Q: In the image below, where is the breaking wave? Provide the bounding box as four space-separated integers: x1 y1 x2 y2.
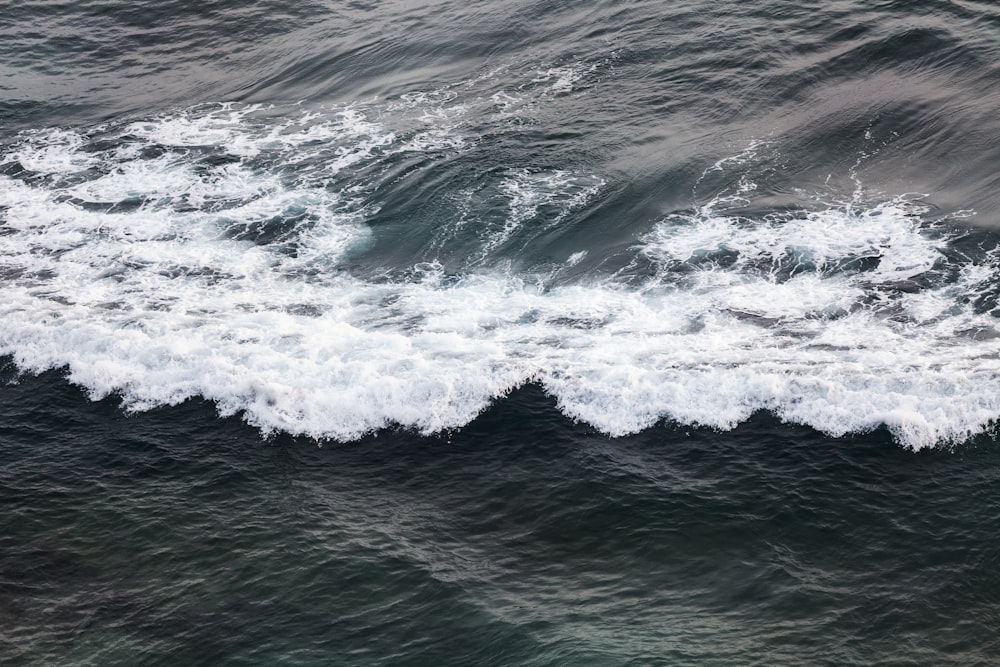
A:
1 101 999 449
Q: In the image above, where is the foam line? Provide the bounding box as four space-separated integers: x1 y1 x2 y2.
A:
2 104 999 448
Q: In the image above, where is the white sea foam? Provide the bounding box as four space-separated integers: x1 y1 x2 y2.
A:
8 128 99 173
2 104 1000 449
529 65 594 94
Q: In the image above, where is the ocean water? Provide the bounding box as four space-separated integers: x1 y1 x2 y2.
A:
4 0 1000 664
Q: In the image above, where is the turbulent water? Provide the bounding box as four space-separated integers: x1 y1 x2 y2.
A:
5 1 1000 665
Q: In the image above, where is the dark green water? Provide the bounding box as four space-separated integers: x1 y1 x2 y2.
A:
5 0 1000 664
5 365 1000 666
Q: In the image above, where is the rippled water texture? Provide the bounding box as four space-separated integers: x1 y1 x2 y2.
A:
5 371 1000 666
5 0 1000 664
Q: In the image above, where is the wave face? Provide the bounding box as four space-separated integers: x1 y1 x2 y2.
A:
2 96 1000 449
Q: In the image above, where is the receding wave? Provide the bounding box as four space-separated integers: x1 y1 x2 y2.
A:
1 101 999 449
